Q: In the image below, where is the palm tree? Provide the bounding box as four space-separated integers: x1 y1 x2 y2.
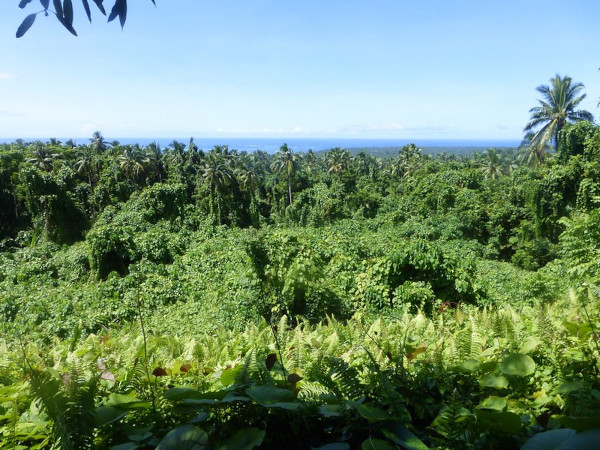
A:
518 131 551 169
90 131 111 154
118 145 149 185
64 139 77 149
326 147 351 175
389 143 422 179
524 75 594 152
27 142 57 171
480 148 506 179
74 146 97 187
146 142 165 183
271 143 299 206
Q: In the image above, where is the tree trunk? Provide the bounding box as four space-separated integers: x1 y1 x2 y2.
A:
288 176 293 205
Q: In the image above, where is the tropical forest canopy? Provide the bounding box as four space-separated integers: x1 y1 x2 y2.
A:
0 76 599 448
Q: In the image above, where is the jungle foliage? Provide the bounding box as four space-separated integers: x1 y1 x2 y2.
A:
0 123 599 448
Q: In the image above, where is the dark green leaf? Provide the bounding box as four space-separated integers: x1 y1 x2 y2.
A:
40 0 50 9
110 443 141 450
156 424 207 450
82 0 92 22
382 424 429 450
92 0 106 15
312 445 350 450
94 406 129 427
63 0 73 27
19 0 34 8
347 401 392 422
557 415 600 431
16 13 36 38
522 429 576 450
53 0 63 18
218 427 265 450
475 410 522 434
108 0 127 28
555 381 584 395
361 438 396 450
246 385 299 410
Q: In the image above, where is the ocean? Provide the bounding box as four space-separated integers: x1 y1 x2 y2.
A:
3 137 521 153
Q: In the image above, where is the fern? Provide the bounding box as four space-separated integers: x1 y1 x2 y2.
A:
430 389 474 448
28 366 99 449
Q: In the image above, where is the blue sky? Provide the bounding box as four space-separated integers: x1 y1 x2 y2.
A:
0 0 598 140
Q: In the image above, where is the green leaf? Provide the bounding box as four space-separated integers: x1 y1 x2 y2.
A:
500 353 536 377
480 374 509 389
110 444 141 450
94 406 129 427
318 404 343 417
478 396 507 412
53 0 63 19
557 416 600 432
521 429 576 450
382 424 429 450
218 427 265 450
164 387 202 401
63 0 73 27
16 13 36 38
475 410 522 434
108 0 127 28
19 0 34 8
520 336 540 354
82 0 92 22
521 429 600 450
460 359 479 372
105 393 151 409
92 0 106 15
347 401 393 422
312 445 350 450
156 425 207 450
246 385 299 410
555 381 584 395
220 367 242 387
361 438 396 450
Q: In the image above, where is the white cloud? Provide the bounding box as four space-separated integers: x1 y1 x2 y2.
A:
0 73 15 80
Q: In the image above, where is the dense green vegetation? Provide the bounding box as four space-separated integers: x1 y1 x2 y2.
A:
1 113 600 446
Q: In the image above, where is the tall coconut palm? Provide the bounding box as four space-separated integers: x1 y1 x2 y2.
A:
27 143 57 171
480 148 506 179
74 146 97 188
146 142 165 183
118 145 149 185
518 131 551 169
524 75 594 152
326 147 351 175
90 131 111 154
271 143 299 205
